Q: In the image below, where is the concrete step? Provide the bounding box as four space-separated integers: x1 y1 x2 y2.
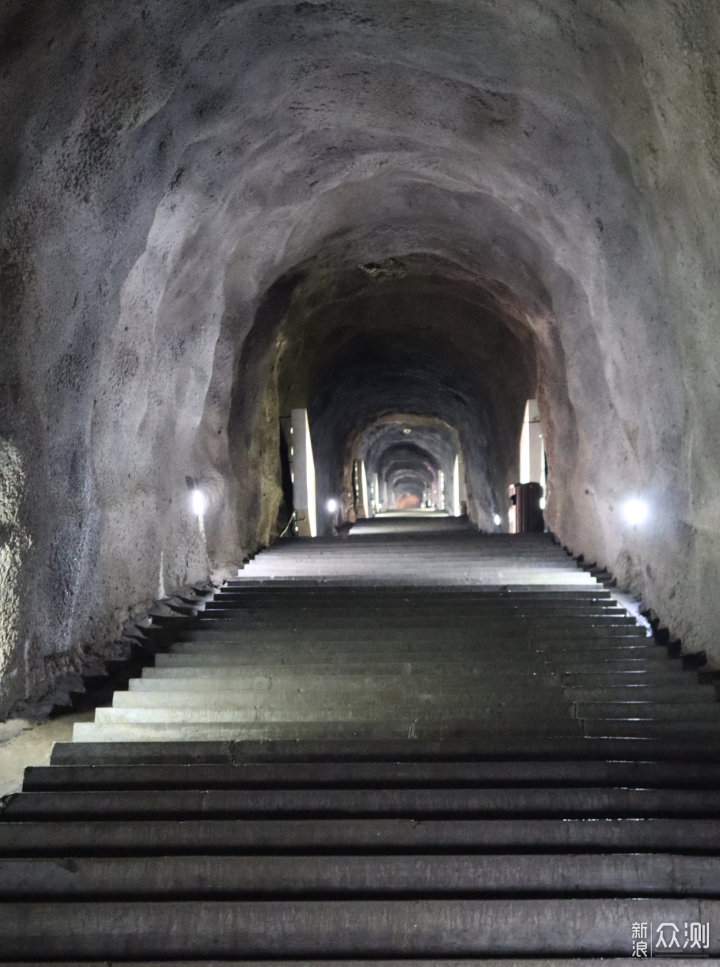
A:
565 684 718 703
170 629 648 645
562 670 695 685
138 668 679 693
22 759 720 791
583 719 720 738
53 736 720 764
167 639 654 656
75 717 720 742
197 616 638 629
231 580 600 588
225 585 614 598
141 664 667 684
160 656 667 677
175 629 648 652
1 853 719 898
211 603 624 617
154 655 661 674
130 674 569 691
93 705 578 726
110 691 573 714
6 786 720 819
4 816 720 855
204 604 628 618
231 580 603 589
140 664 565 681
196 628 649 644
576 703 720 721
0 899 716 958
72 721 589 743
0 961 704 967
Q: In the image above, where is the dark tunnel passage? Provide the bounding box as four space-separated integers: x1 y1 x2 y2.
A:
236 253 539 539
1 0 719 716
357 416 462 516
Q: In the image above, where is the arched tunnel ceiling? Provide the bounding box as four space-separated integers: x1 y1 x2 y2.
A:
1 0 719 714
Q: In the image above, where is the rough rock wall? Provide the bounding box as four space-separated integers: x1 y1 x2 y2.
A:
1 0 719 712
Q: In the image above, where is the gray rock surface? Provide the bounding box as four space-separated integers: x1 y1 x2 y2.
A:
1 0 719 712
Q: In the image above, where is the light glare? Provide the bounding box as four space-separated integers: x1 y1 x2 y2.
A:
191 489 206 516
493 513 501 526
327 498 338 513
623 498 648 526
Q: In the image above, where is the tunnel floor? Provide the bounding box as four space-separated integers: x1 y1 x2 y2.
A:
2 527 720 957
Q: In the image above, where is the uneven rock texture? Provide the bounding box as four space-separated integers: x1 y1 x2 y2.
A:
1 0 720 711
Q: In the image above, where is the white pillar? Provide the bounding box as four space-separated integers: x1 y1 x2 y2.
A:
291 408 317 537
452 454 461 516
354 459 370 518
359 460 370 518
520 400 544 485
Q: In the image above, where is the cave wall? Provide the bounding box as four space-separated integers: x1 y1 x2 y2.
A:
1 0 719 713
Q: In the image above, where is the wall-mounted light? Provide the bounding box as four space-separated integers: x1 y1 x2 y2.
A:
623 498 648 526
191 489 206 516
326 498 338 513
493 513 502 526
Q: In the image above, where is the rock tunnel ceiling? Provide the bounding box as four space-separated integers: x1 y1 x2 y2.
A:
1 0 719 712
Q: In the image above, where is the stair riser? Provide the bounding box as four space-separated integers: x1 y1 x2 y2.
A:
95 706 578 725
0 900 716 958
1 854 718 898
576 704 720 721
4 817 720 855
23 759 720 791
7 787 720 819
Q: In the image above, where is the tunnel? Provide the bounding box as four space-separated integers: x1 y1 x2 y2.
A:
0 3 717 722
355 415 462 514
4 2 720 956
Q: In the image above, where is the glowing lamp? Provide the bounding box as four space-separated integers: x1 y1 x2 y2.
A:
191 489 206 516
623 498 648 526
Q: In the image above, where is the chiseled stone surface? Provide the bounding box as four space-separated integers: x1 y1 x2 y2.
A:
1 1 720 712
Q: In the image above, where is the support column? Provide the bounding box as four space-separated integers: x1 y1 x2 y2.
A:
520 400 544 485
354 459 370 519
511 400 545 534
290 408 317 537
452 454 461 516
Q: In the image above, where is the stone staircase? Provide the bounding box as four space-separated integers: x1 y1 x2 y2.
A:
1 520 719 961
